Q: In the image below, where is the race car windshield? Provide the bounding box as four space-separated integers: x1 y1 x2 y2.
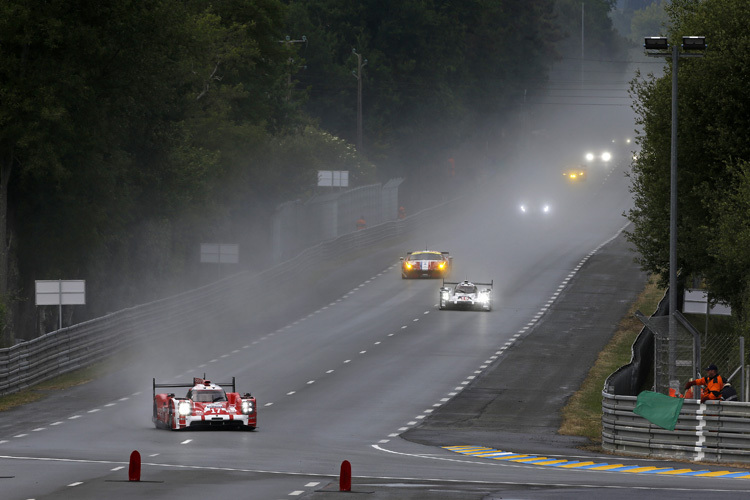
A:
410 253 443 261
457 285 477 294
192 390 226 403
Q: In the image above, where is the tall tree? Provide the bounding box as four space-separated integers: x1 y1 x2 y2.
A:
627 0 750 313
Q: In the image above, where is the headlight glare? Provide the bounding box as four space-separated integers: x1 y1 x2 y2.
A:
177 401 191 416
242 401 254 414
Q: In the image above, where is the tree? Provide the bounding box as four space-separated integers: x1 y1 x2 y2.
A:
627 0 750 314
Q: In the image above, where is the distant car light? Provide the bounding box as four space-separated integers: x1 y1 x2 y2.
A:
585 152 594 162
601 152 612 162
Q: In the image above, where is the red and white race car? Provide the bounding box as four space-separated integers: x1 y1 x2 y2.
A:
152 376 257 431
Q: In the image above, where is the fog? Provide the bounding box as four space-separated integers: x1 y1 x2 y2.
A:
94 48 651 402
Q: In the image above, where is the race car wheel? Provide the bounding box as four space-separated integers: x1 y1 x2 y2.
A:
153 402 161 429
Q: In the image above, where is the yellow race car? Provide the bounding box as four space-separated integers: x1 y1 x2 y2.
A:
563 165 587 182
400 250 452 279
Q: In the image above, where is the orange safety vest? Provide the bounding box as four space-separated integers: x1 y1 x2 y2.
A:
356 218 366 230
693 375 724 401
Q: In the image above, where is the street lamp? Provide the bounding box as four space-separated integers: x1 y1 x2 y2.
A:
644 35 706 391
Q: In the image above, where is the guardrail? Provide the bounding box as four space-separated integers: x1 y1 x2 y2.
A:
0 200 457 396
602 391 750 464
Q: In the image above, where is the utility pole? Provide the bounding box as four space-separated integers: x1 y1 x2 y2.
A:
352 48 367 153
279 35 307 101
644 35 706 391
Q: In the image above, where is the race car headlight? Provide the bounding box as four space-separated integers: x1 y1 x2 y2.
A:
519 204 527 213
585 152 594 162
242 401 254 414
601 151 612 162
404 262 413 270
542 204 550 214
177 401 192 416
438 262 446 269
478 293 490 304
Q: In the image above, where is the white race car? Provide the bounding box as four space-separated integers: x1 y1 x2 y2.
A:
438 280 493 311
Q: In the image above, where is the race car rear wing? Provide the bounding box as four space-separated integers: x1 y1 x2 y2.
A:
442 279 493 288
153 376 236 397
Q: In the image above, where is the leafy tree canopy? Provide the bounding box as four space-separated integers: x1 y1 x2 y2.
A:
627 0 750 319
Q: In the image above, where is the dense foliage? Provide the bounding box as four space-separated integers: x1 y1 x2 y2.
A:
627 1 750 328
0 0 624 344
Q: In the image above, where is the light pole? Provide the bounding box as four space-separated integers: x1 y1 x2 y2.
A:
352 48 367 153
644 35 706 390
279 35 307 101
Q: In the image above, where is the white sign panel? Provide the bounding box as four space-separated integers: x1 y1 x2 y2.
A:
200 243 239 264
317 170 349 187
35 280 86 306
683 288 731 316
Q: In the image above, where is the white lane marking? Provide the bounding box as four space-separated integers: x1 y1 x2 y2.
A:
87 409 100 414
69 415 81 420
289 490 304 496
181 439 192 444
111 466 124 471
67 482 83 487
305 482 320 487
287 391 296 396
265 403 273 407
326 370 334 374
32 428 45 432
307 380 315 385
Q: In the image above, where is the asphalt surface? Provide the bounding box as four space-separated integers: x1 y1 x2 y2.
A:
302 226 652 499
404 226 647 455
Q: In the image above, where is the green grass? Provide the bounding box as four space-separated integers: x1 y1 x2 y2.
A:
0 353 129 412
558 277 664 445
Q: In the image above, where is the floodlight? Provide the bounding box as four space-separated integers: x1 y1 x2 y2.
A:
682 36 706 51
644 37 669 51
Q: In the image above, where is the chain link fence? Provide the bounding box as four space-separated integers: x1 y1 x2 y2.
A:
646 287 746 400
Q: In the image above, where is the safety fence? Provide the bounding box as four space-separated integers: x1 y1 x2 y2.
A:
602 391 750 465
271 179 403 263
0 199 456 396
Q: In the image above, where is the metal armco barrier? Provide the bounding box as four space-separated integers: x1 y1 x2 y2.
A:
602 391 750 464
0 199 458 396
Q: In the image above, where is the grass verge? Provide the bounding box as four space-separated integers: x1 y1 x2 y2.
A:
0 353 129 412
558 276 664 446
